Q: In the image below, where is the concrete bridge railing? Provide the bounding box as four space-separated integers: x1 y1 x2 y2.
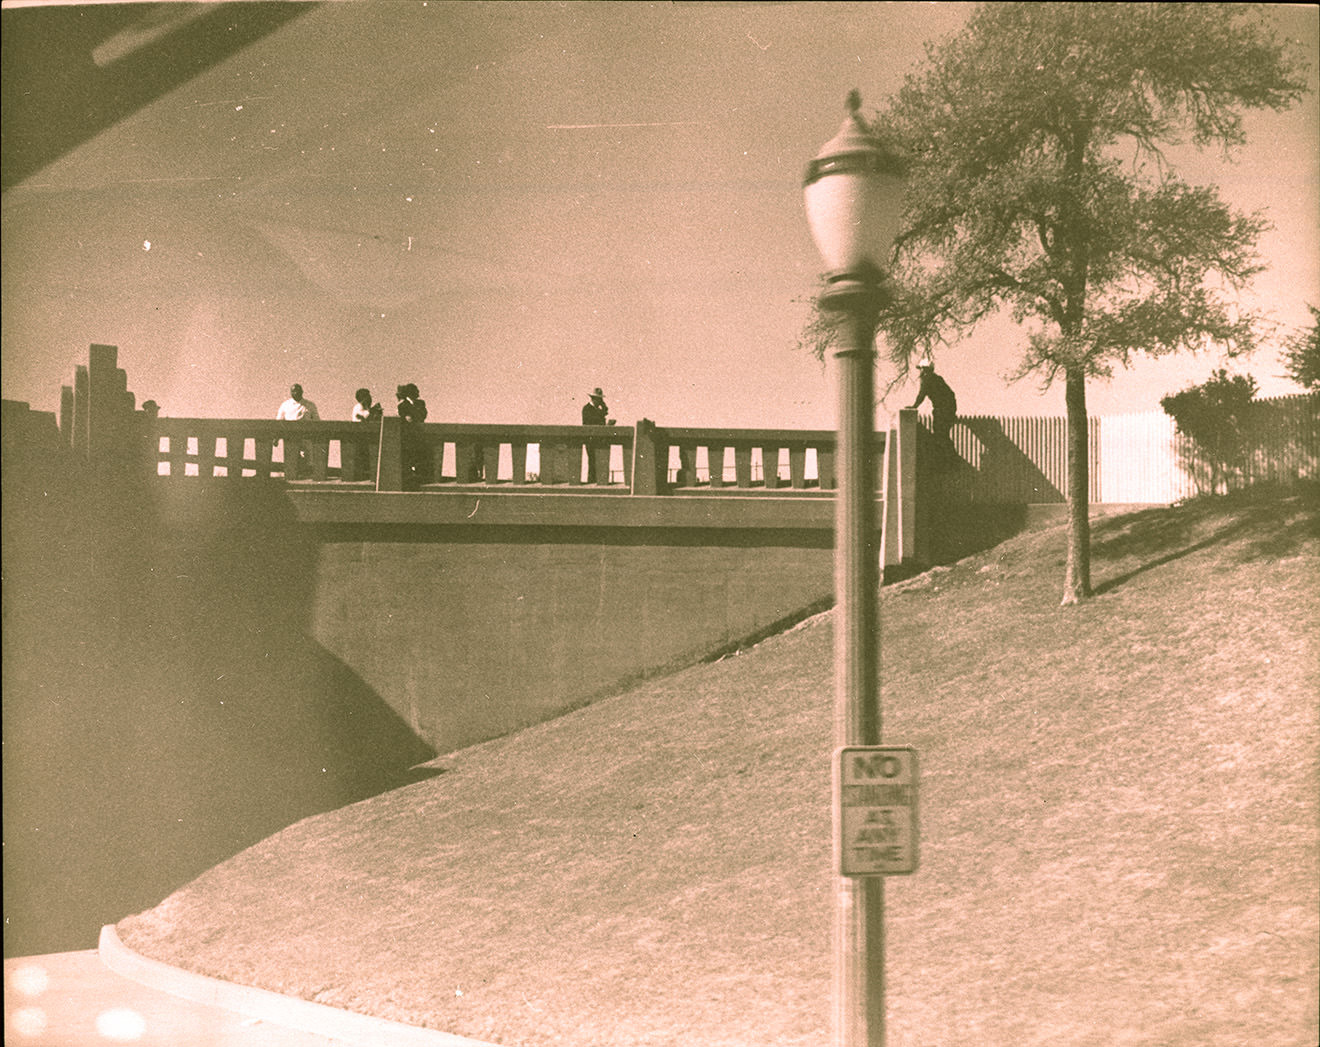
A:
138 414 866 497
46 342 921 566
144 416 637 490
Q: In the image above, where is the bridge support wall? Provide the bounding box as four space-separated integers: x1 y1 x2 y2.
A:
309 524 833 752
151 485 842 753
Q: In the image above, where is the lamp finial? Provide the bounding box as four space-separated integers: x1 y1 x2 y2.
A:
846 89 862 115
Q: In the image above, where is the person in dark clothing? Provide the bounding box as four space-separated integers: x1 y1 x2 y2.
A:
582 387 609 426
397 383 428 424
396 383 429 488
581 387 613 482
910 359 957 442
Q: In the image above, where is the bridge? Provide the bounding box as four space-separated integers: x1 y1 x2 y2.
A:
8 343 936 756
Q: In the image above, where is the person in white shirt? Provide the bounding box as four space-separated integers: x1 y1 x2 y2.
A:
275 383 319 477
276 384 319 421
352 388 381 421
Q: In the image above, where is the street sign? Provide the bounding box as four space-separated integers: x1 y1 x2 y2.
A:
834 746 918 876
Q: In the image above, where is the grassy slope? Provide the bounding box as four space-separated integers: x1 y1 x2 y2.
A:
118 487 1320 1047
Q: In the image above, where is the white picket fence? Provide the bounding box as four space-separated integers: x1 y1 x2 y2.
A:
940 393 1318 505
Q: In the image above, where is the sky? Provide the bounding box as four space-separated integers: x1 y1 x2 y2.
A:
2 1 1317 431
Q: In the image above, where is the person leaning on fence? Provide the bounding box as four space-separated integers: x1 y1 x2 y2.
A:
396 383 429 489
910 359 957 443
352 388 382 422
581 386 614 482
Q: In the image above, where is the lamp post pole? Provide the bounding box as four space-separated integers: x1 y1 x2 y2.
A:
803 92 907 1047
825 276 885 1047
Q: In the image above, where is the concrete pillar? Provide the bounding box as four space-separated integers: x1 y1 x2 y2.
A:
881 409 920 571
631 419 662 495
376 416 404 491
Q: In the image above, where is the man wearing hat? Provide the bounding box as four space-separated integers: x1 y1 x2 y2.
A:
910 359 957 443
582 387 610 426
581 387 613 483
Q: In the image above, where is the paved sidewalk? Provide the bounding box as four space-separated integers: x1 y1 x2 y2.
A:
4 930 494 1047
5 949 351 1046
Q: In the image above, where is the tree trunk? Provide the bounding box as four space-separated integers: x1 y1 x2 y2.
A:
1061 365 1092 605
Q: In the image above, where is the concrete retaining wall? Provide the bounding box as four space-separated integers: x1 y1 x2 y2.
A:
146 484 841 753
310 527 832 752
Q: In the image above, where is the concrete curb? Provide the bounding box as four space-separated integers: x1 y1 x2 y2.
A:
97 926 501 1047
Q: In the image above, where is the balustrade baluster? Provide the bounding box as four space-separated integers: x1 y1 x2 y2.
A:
376 417 404 491
281 435 299 481
238 436 254 479
591 440 611 486
817 446 835 490
483 443 501 485
341 435 362 482
455 441 477 484
512 442 528 483
761 445 782 489
676 443 696 488
359 432 378 483
567 442 585 485
310 435 329 481
425 438 443 484
255 435 274 479
225 433 245 479
198 434 221 479
789 446 806 488
540 441 567 484
734 444 753 487
708 445 727 487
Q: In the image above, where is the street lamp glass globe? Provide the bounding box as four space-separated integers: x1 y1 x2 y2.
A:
803 94 907 278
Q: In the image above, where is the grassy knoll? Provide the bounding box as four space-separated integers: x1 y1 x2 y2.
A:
118 485 1319 1047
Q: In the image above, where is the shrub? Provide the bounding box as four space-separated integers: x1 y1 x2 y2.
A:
1161 368 1259 493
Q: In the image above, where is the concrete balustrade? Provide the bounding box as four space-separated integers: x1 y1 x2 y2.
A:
139 415 874 498
41 343 924 572
51 345 900 502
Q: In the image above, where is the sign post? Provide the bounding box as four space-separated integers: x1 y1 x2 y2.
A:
834 747 918 877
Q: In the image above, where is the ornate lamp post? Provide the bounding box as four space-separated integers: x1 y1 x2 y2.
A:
803 91 908 1047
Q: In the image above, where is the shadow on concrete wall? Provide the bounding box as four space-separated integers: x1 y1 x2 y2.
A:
3 473 435 958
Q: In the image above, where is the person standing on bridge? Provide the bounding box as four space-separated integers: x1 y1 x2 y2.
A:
910 359 957 443
397 383 429 488
582 387 610 427
396 383 428 425
276 383 319 421
581 387 614 483
352 388 382 421
276 383 319 477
